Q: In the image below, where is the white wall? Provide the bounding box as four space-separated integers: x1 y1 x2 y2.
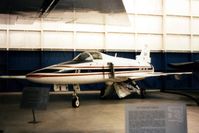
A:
43 31 73 49
0 30 6 48
0 0 199 52
76 32 104 49
9 31 41 48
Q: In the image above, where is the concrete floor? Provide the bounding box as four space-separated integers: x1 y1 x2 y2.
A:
0 91 199 133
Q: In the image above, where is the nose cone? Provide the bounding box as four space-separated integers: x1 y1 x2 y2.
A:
26 72 42 83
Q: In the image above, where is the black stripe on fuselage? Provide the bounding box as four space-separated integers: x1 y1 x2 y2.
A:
80 68 140 73
34 67 153 74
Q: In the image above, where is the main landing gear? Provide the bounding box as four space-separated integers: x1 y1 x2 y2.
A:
72 84 80 108
130 80 146 98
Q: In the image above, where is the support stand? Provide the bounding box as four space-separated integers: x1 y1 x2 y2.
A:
28 108 40 124
21 87 49 124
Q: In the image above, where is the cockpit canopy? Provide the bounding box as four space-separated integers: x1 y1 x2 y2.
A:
73 51 102 62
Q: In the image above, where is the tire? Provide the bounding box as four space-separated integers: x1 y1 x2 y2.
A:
72 97 80 108
100 88 105 98
140 89 146 99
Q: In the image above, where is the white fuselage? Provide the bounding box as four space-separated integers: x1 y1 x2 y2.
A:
26 52 154 85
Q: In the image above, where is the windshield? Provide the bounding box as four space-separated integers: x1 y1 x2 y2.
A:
89 52 102 60
73 52 93 62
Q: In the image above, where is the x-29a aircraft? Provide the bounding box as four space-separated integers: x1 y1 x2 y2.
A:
1 46 192 108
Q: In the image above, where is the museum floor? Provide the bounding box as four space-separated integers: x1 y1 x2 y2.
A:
0 91 199 133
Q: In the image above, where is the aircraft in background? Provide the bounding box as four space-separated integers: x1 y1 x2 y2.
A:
0 46 192 108
169 61 199 72
168 60 199 81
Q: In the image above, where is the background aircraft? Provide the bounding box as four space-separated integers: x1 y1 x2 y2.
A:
169 61 199 85
169 61 199 72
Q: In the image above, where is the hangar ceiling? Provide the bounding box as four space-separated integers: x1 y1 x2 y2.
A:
0 0 129 25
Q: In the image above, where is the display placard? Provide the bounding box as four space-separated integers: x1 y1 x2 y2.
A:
21 87 50 110
126 103 187 133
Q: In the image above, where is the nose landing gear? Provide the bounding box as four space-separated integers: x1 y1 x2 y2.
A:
72 84 80 108
72 95 80 108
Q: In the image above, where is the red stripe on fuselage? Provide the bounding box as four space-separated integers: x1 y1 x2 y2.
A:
26 70 153 78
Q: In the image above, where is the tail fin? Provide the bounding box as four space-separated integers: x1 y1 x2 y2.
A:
136 44 151 63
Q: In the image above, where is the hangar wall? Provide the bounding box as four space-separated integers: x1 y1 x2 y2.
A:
0 0 199 51
0 0 199 91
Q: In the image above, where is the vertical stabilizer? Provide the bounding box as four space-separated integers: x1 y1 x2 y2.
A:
136 44 151 63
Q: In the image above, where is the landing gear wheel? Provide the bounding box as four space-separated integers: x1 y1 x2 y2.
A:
100 88 105 99
140 89 146 99
72 96 80 108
